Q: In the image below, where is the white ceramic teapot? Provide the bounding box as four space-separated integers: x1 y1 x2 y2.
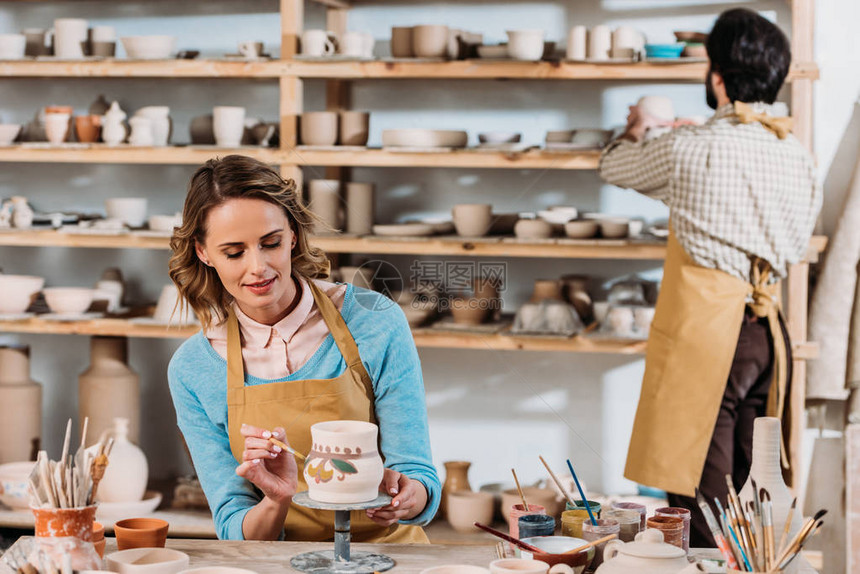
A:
596 529 705 574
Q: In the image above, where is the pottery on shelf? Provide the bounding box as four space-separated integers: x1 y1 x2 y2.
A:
339 111 370 146
530 279 563 303
301 111 338 146
102 101 128 146
391 26 414 57
345 182 375 235
515 219 553 240
506 29 544 61
564 220 599 239
134 106 171 146
74 115 102 143
561 275 594 325
307 179 343 233
304 420 385 503
450 297 490 325
189 115 215 144
412 25 449 58
0 274 44 314
79 336 141 447
441 460 473 518
382 129 468 148
452 203 492 237
0 345 42 463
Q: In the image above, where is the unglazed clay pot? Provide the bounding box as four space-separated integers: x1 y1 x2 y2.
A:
531 279 563 303
114 517 169 550
412 25 449 58
74 115 101 143
345 182 375 235
514 219 553 240
304 420 385 503
441 460 472 518
339 111 370 146
0 345 42 463
390 27 414 57
79 336 140 446
447 490 493 533
300 111 338 146
452 204 492 237
307 179 343 233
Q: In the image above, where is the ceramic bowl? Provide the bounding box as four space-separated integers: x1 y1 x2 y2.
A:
674 31 708 44
514 219 553 240
120 36 176 59
382 129 468 148
545 130 574 144
683 43 707 58
0 274 44 314
422 567 490 574
0 461 36 509
644 43 685 59
599 219 629 239
178 569 260 574
148 214 182 232
106 198 148 228
537 210 575 225
489 559 549 574
478 132 521 144
0 124 21 145
518 536 595 574
502 486 564 522
106 548 189 574
42 287 95 315
564 220 599 239
450 297 489 325
571 129 613 147
446 490 495 533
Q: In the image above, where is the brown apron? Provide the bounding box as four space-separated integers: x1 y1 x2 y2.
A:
226 280 429 543
624 232 790 497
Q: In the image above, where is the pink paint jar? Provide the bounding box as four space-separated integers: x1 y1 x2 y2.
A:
611 501 646 530
508 503 545 552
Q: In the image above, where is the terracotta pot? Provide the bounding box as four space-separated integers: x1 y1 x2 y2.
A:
390 27 414 57
339 111 370 146
74 115 101 143
530 280 563 303
93 521 106 557
345 182 375 235
307 179 343 234
0 345 42 463
446 490 493 533
304 420 385 503
300 111 338 146
78 336 140 447
33 505 96 540
440 460 472 518
452 204 492 237
114 517 169 550
412 25 449 58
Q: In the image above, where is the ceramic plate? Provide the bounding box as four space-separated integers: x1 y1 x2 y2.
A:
372 223 436 237
39 312 103 322
96 490 163 520
0 313 35 321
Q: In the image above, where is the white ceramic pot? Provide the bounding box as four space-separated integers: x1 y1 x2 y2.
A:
637 96 675 123
135 106 171 146
54 18 88 59
596 529 704 574
0 274 44 314
44 113 71 145
120 35 176 59
88 417 148 503
301 30 337 57
588 25 612 61
0 124 21 145
128 116 154 147
106 548 189 574
304 420 384 503
213 106 246 147
506 29 544 61
105 197 148 228
0 34 26 60
43 287 94 315
566 26 587 60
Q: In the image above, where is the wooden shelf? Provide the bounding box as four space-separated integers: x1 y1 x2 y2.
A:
0 144 282 165
0 316 199 339
0 59 819 82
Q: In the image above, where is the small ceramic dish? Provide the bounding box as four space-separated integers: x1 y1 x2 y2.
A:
674 31 708 43
382 129 468 148
372 223 436 236
537 210 575 225
517 536 595 574
478 132 521 144
599 218 630 239
106 548 189 574
644 43 685 59
120 36 176 59
564 220 599 239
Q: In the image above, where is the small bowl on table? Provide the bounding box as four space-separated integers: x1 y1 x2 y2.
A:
517 536 595 574
106 548 188 574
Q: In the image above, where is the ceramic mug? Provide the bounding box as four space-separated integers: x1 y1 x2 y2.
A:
0 34 26 60
301 30 336 57
506 29 544 61
91 41 116 58
390 26 414 57
611 26 641 59
338 111 369 146
340 32 373 58
213 106 246 147
53 18 88 59
300 111 338 146
412 25 448 58
452 204 492 237
588 24 611 61
44 113 71 144
566 26 587 60
345 182 375 235
238 41 264 59
23 29 49 57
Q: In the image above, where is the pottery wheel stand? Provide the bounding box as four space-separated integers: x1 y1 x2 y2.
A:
289 492 395 574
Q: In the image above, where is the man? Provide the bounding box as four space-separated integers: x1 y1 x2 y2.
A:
599 8 821 547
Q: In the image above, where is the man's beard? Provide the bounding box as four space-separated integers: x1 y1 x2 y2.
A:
706 69 718 110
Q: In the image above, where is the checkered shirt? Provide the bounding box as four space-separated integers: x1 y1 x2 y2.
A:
599 103 821 282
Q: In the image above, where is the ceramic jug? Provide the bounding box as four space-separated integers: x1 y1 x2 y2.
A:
128 116 154 146
304 420 384 503
102 101 127 146
0 345 42 463
441 460 472 518
88 417 148 502
134 106 171 146
597 529 706 574
10 196 33 229
78 336 140 447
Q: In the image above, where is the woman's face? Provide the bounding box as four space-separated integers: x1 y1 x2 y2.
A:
196 197 298 325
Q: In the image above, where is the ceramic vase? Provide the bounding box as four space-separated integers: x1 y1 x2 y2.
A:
10 196 33 229
304 420 384 503
101 101 127 146
440 460 472 518
91 417 148 503
345 182 375 235
78 336 140 447
738 417 803 570
308 179 343 233
0 345 42 463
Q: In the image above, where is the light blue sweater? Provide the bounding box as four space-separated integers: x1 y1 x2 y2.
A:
167 285 440 540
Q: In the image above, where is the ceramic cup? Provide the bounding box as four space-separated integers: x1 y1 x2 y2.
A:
637 95 675 123
44 113 71 145
338 111 370 146
506 29 544 61
105 197 148 228
213 106 246 147
300 111 338 146
412 25 449 58
518 514 555 538
340 31 374 58
91 26 116 43
611 26 641 59
0 34 26 60
23 29 49 57
74 115 101 143
114 518 169 550
345 182 375 235
489 559 549 574
91 41 116 57
390 26 414 57
53 18 88 59
588 25 611 61
301 30 337 56
508 503 546 552
238 41 264 59
307 179 343 233
304 420 384 503
566 26 587 60
446 491 494 533
452 204 492 237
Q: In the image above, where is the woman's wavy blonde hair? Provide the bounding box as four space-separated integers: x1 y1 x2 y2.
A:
169 154 329 330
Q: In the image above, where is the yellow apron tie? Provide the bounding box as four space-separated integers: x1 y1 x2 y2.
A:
734 101 793 140
747 260 790 470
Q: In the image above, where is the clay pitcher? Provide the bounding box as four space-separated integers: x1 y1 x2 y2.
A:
441 460 472 518
0 345 42 463
78 336 140 446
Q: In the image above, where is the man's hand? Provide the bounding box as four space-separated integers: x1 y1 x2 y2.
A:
621 105 672 143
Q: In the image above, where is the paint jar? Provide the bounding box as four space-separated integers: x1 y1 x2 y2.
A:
508 503 546 552
560 509 590 538
602 508 640 542
611 501 646 531
518 514 555 538
655 507 691 552
647 515 684 550
581 518 619 568
565 499 601 518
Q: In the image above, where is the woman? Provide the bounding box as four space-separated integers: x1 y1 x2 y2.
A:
167 154 439 542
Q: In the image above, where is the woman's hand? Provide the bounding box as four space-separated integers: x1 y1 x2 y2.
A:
235 424 298 505
365 469 428 526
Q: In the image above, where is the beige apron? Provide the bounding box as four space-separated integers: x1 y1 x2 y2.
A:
624 232 790 497
226 280 429 543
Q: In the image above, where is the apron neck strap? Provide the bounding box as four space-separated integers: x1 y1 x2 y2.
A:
306 279 364 371
226 307 245 390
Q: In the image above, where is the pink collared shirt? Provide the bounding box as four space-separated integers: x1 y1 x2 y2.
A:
206 277 347 379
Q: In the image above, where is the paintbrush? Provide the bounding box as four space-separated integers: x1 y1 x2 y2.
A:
473 522 547 554
511 468 529 510
724 515 752 572
560 533 618 555
772 509 827 570
268 436 306 461
776 497 797 558
776 518 824 571
726 476 755 565
538 455 575 507
565 458 597 525
761 490 774 571
696 489 738 569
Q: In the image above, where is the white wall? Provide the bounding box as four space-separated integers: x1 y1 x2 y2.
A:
1 0 803 498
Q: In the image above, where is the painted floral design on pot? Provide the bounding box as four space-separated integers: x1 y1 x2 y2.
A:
304 420 384 504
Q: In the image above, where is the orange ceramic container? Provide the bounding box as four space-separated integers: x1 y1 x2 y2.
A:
114 517 169 550
93 521 106 557
32 505 96 540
